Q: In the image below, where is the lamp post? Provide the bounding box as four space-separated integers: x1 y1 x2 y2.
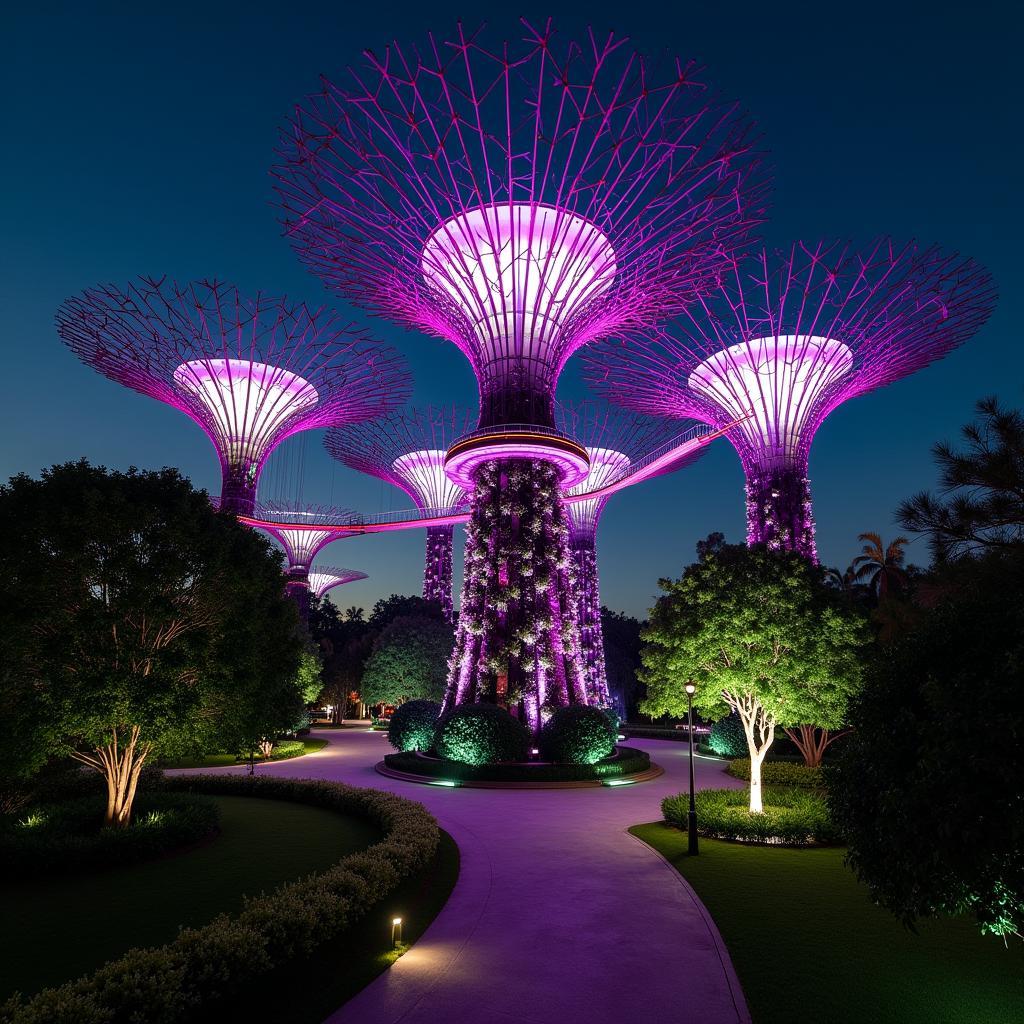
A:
685 682 698 855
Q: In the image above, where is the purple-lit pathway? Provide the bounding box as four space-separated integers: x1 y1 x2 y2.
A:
183 731 748 1024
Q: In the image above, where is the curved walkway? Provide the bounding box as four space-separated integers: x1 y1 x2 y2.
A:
183 730 748 1024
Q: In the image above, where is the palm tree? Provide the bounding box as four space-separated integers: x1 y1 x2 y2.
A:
344 606 365 623
851 533 910 598
823 564 859 594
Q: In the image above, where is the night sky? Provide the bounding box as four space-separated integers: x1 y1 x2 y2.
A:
2 1 1019 618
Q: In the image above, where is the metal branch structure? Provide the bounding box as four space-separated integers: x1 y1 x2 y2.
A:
324 406 477 619
308 566 369 600
586 240 997 559
275 20 768 727
57 277 413 516
556 402 705 708
246 501 360 619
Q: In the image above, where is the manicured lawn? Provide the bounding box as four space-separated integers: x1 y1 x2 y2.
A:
631 822 1024 1024
160 737 328 769
0 794 380 1002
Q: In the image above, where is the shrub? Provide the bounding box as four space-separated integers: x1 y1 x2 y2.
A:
707 713 747 757
0 792 218 875
727 758 824 788
0 775 439 1023
663 786 839 846
388 700 442 752
538 705 616 764
433 704 530 765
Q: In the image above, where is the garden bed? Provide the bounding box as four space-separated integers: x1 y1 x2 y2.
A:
379 745 659 787
159 737 327 770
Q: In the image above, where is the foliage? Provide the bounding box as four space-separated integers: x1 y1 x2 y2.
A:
295 649 324 705
601 607 644 719
897 395 1024 561
368 594 445 630
0 775 439 1024
0 462 304 827
664 787 838 845
640 543 869 811
538 705 616 764
361 615 453 707
432 704 530 765
707 713 747 757
727 758 824 788
0 792 218 875
387 700 442 752
851 532 910 597
830 548 1024 938
695 531 726 560
384 745 651 783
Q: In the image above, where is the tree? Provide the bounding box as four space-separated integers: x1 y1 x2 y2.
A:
367 593 445 629
360 614 453 707
830 548 1024 938
851 532 910 598
344 606 365 623
898 395 1024 561
601 607 644 719
695 531 726 560
640 544 868 811
295 648 324 704
0 462 302 826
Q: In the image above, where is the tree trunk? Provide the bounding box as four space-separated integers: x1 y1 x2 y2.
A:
783 724 851 767
728 693 776 814
72 724 152 829
748 748 766 814
258 739 275 759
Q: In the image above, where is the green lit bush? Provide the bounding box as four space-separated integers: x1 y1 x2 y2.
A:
538 705 616 764
0 775 440 1024
663 786 839 846
727 758 824 788
707 714 747 757
387 700 442 752
0 793 218 875
433 704 530 765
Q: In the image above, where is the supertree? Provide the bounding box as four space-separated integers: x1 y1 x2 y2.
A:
308 566 369 600
275 20 768 727
57 277 412 515
556 403 706 708
586 240 997 559
245 502 359 620
324 406 477 620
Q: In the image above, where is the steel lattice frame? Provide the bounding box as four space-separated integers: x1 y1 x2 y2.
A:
274 20 768 723
586 240 997 559
324 405 476 620
556 402 705 707
57 277 413 516
308 566 369 600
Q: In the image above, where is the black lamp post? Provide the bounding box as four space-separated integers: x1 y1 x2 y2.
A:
686 681 698 855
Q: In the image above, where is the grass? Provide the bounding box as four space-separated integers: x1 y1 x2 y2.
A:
160 737 328 769
210 829 461 1023
631 822 1024 1024
0 794 380 1002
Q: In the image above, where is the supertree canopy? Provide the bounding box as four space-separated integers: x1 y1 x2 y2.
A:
586 240 996 559
557 403 705 708
324 406 476 620
308 566 369 600
57 277 412 515
275 20 768 728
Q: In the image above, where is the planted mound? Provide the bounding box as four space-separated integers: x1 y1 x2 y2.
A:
727 758 824 788
539 705 616 764
433 704 529 765
707 713 747 757
664 787 839 846
1 775 440 1024
388 700 442 752
384 745 651 783
0 792 219 875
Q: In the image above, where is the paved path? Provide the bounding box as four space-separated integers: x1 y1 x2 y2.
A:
187 730 749 1024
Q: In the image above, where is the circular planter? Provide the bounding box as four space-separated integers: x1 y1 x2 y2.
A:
377 745 662 789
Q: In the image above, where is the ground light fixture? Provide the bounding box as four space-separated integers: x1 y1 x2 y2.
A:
685 682 699 855
391 917 403 947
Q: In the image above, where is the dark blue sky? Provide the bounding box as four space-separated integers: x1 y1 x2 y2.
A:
2 1 1019 618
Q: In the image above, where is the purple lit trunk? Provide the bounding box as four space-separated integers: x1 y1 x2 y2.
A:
572 535 610 707
744 460 818 562
423 525 455 621
284 567 311 627
218 471 257 517
442 458 587 731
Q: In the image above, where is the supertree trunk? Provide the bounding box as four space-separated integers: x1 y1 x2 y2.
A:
284 567 311 627
744 459 818 562
444 459 587 731
423 524 455 621
572 536 610 707
219 472 257 516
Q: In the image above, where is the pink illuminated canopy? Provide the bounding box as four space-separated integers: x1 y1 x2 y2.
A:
391 450 465 512
308 567 368 599
566 448 631 538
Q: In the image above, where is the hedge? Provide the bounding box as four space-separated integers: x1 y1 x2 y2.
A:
538 706 616 764
387 701 442 752
663 786 839 846
0 775 439 1024
726 758 824 788
384 745 651 783
433 704 530 765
